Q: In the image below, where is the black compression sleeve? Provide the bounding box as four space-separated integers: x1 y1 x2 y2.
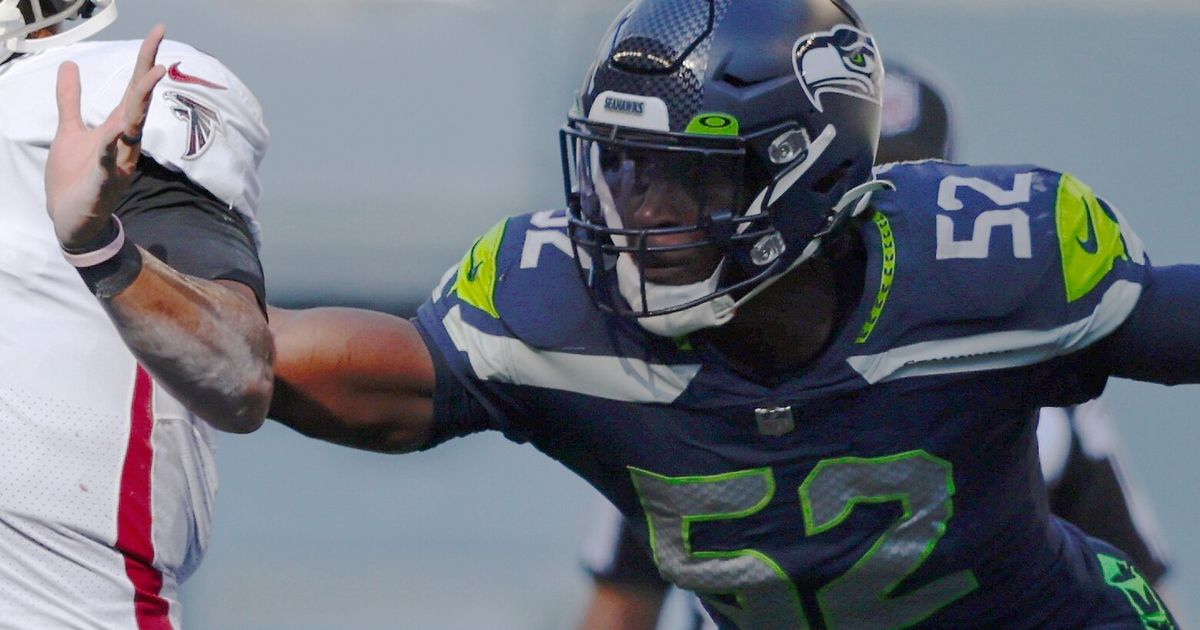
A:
113 157 266 307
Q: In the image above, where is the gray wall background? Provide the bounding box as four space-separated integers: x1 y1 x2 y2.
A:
97 0 1200 626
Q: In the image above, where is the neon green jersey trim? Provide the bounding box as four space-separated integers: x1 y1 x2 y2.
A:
452 218 508 319
856 211 896 344
1098 554 1175 628
685 113 740 136
1056 174 1129 303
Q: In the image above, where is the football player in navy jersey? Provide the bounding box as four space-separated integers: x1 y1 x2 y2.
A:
71 0 1191 626
265 0 1189 626
572 59 1174 630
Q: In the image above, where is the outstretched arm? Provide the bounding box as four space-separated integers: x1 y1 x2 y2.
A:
268 306 437 453
1104 264 1200 384
45 26 273 433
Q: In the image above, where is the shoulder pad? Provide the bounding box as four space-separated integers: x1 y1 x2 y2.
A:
848 162 1146 383
81 40 268 242
420 210 700 404
434 210 612 350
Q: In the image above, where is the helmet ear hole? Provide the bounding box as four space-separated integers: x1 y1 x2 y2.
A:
813 160 853 194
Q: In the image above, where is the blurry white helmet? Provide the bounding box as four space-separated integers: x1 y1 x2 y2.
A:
0 0 117 63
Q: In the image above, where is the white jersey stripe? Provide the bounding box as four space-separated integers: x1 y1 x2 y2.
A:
846 280 1142 384
442 305 700 403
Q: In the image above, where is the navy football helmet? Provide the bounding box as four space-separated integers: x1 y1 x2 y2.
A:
561 0 886 332
0 0 117 64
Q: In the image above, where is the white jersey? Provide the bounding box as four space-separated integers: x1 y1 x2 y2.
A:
0 39 267 629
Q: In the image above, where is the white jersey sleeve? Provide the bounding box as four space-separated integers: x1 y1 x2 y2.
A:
79 39 268 244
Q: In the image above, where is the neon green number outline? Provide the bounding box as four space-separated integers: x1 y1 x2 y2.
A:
630 466 809 629
631 453 979 628
799 450 977 629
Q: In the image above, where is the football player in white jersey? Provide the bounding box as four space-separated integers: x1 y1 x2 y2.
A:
571 60 1173 630
3 2 273 627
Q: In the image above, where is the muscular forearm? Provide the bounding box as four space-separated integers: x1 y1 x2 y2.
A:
105 249 274 433
268 306 435 453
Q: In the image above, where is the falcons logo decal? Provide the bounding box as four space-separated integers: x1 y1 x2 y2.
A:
164 91 223 160
792 25 882 113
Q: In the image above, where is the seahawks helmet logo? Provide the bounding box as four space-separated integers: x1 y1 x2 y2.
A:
164 91 223 160
793 25 882 113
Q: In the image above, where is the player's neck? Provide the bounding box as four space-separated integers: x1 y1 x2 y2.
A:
691 260 837 379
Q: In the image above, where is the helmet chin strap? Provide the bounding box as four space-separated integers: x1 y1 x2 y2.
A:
717 178 895 318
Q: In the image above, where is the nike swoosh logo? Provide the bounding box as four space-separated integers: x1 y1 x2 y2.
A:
167 62 227 91
1075 196 1100 254
465 241 484 281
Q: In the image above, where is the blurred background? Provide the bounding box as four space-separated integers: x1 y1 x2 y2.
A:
100 0 1199 627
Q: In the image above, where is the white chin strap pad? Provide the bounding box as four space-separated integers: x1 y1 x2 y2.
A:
617 255 735 337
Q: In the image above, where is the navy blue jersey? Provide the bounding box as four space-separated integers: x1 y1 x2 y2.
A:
415 162 1173 628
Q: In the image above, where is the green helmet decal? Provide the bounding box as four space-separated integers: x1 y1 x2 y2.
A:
685 113 740 136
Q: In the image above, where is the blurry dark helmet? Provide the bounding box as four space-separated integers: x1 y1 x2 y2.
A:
876 59 955 163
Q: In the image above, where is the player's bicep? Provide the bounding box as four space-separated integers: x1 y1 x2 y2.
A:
1101 264 1200 384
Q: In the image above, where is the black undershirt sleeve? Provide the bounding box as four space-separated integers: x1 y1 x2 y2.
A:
113 157 266 309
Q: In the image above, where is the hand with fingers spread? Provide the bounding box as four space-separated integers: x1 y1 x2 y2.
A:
38 21 275 431
45 24 166 251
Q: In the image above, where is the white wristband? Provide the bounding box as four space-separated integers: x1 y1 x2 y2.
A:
62 218 126 268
